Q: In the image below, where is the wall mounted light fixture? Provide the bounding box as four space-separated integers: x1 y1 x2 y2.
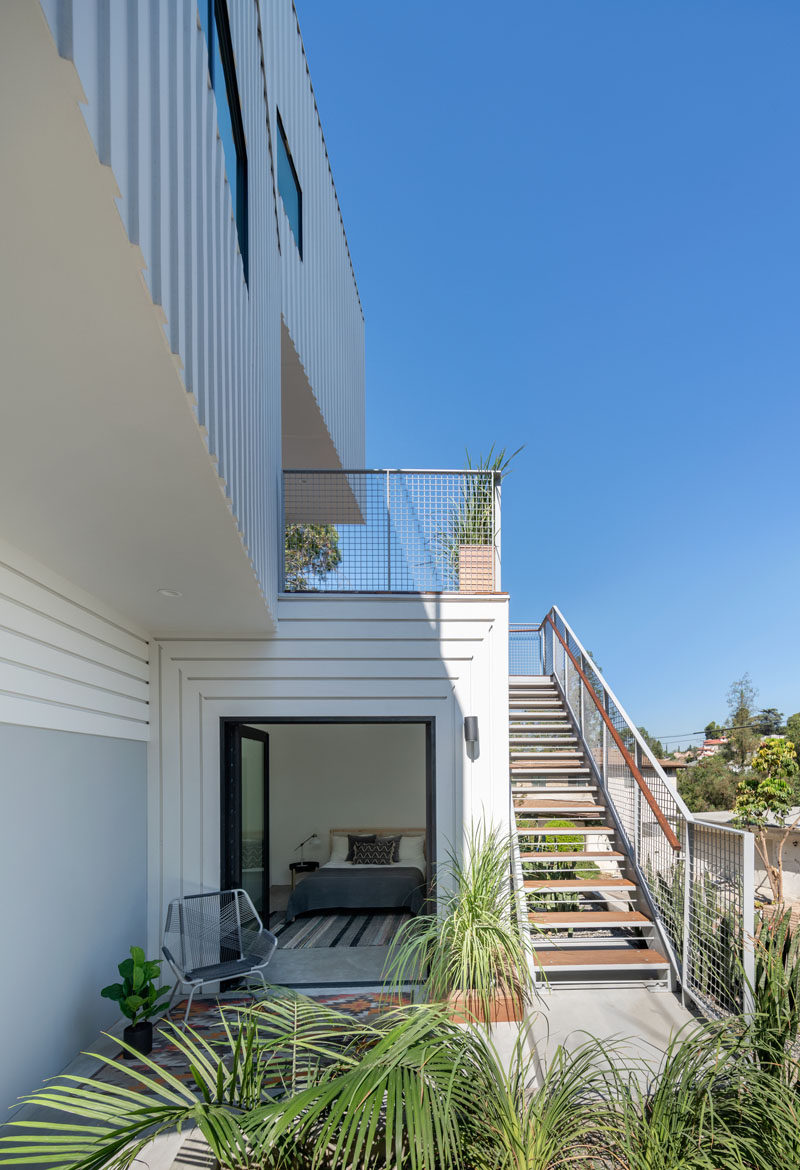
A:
464 716 479 746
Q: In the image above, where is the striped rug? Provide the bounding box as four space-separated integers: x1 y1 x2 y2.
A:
270 910 409 949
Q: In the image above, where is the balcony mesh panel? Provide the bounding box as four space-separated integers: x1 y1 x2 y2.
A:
686 822 746 1016
283 470 497 592
509 626 544 675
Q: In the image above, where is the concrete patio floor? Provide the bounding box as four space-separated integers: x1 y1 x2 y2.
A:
527 985 698 1078
268 941 391 989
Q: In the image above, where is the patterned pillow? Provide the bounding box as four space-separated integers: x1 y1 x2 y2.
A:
346 833 376 862
378 834 402 862
352 838 395 866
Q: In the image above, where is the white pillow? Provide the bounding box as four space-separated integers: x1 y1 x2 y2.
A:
398 834 425 867
330 833 349 862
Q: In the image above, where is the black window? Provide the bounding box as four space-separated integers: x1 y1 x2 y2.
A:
201 0 249 283
277 112 302 257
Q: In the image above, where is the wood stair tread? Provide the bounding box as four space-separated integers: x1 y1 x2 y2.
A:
511 762 589 770
509 715 571 721
524 878 636 890
515 805 605 816
510 759 583 765
517 826 615 835
512 787 597 795
529 911 651 926
520 850 624 861
533 948 669 970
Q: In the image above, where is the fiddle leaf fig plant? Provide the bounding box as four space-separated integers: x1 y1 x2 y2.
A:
101 946 171 1026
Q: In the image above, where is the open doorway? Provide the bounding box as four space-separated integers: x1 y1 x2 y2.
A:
220 718 434 981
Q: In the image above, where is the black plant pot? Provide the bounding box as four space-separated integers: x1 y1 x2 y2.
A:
122 1020 153 1058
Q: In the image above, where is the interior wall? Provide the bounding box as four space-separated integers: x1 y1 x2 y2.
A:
251 723 427 886
0 723 146 1113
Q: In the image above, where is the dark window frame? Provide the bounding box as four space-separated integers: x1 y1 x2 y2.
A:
206 0 249 284
276 110 303 258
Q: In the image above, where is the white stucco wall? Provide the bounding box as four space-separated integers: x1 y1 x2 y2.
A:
754 831 800 902
147 593 510 952
253 722 427 885
0 725 146 1113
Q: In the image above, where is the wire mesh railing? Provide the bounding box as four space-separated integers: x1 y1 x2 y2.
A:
512 607 755 1016
509 625 544 675
282 469 500 593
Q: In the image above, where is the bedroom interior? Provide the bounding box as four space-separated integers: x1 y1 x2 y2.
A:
226 720 432 977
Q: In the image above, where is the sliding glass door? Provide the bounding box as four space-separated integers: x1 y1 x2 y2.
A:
221 725 269 916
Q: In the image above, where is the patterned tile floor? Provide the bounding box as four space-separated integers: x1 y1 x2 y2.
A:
94 991 407 1090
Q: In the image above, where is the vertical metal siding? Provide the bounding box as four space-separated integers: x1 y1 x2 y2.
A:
265 0 365 470
38 0 364 613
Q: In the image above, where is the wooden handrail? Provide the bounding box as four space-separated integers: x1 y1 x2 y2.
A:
545 614 682 853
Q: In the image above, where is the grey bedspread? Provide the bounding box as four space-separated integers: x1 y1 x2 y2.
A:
284 865 425 924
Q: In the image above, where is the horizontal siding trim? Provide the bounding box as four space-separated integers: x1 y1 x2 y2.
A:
0 541 150 740
0 663 147 722
0 629 149 700
181 661 463 682
0 561 148 663
0 694 149 740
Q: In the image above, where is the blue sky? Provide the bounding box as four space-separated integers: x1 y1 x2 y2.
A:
297 0 800 747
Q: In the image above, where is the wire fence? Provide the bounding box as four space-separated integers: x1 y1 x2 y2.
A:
283 470 500 593
512 609 755 1016
509 625 544 675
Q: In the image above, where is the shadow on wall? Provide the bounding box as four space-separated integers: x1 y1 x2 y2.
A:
0 725 146 1114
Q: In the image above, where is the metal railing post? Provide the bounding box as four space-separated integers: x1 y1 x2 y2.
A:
278 471 286 591
682 820 692 1007
633 742 642 864
742 830 756 1014
385 469 391 590
602 692 609 792
493 471 501 591
579 657 585 737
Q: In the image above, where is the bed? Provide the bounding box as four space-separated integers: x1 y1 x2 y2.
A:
283 828 427 925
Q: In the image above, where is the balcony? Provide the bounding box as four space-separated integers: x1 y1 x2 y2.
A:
282 469 501 593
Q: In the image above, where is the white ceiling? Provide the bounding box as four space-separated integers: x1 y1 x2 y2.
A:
0 4 276 638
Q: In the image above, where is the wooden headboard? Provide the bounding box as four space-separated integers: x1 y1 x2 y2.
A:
329 827 425 849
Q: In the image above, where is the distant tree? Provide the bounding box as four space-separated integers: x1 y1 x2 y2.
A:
704 720 726 741
785 712 800 755
284 524 342 590
637 726 665 760
724 673 760 769
753 708 785 737
678 754 739 814
733 738 800 904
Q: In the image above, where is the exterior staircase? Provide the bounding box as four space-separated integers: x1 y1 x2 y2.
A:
510 676 671 987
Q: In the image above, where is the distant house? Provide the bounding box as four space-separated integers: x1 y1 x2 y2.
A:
697 738 729 760
657 759 688 782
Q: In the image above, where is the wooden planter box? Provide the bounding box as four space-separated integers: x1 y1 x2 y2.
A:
446 989 524 1024
458 545 494 593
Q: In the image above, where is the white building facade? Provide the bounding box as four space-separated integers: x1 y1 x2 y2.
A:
0 0 509 1111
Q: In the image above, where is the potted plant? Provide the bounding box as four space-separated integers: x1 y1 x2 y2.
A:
101 946 172 1057
442 445 522 593
383 822 533 1025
